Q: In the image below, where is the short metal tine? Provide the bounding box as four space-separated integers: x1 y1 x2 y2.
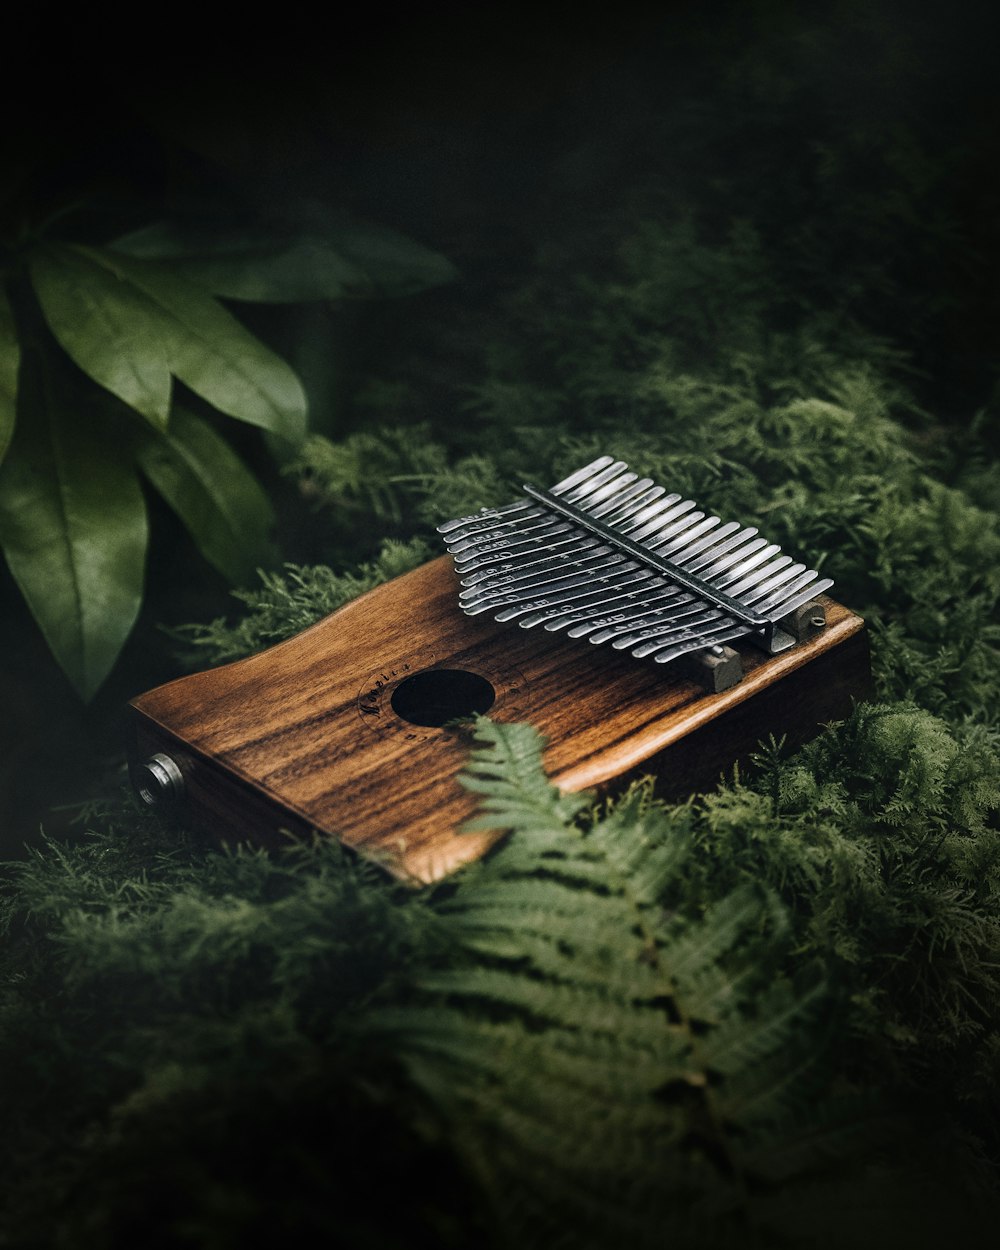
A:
618 609 726 654
600 483 667 525
550 455 616 496
668 519 741 565
648 623 750 663
760 577 834 619
725 555 795 598
711 543 782 588
604 602 720 649
754 571 824 616
652 515 723 558
738 561 805 603
695 536 768 579
683 526 758 572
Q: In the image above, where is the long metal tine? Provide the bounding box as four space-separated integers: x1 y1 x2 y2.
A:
516 573 666 629
459 548 629 609
492 564 646 621
459 535 604 586
437 498 535 535
461 552 635 613
588 477 655 518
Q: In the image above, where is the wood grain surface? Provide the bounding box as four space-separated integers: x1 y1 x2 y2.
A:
129 555 871 883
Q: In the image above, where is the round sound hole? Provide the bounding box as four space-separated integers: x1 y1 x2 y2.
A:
390 668 496 727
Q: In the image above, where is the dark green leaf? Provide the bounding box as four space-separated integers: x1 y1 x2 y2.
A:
136 407 277 584
30 243 172 428
0 357 147 699
111 217 458 302
31 244 308 439
0 284 18 466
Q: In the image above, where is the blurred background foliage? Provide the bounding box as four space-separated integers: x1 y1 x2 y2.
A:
2 0 999 1245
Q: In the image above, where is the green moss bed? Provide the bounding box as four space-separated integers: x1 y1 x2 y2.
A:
3 7 1000 1247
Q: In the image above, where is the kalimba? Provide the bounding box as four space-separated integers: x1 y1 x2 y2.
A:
128 456 871 883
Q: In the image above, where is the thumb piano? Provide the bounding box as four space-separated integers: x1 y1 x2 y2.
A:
128 456 871 883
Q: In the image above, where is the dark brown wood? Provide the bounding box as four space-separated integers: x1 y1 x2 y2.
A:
129 555 871 883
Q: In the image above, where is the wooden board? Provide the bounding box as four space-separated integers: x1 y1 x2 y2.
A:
129 555 871 883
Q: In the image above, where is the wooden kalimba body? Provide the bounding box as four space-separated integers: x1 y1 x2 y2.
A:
128 457 871 883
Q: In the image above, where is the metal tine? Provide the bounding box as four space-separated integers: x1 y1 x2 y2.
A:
615 608 726 654
682 526 758 573
549 584 689 637
650 515 724 558
589 478 658 520
438 498 534 535
492 564 646 621
582 590 699 643
597 600 715 649
612 490 683 532
695 535 769 580
627 499 700 544
649 623 750 664
446 511 569 555
452 522 574 569
737 561 806 603
752 569 823 614
548 584 687 635
459 545 622 605
463 553 637 614
442 506 549 546
637 505 715 555
562 460 630 503
549 454 617 496
459 535 604 586
710 543 782 589
665 519 741 566
517 572 664 629
600 484 669 525
572 470 639 512
725 555 795 599
758 576 834 619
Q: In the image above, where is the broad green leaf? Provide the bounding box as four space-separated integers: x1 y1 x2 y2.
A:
0 359 147 699
31 244 308 440
0 285 18 465
30 244 172 428
136 407 277 584
111 217 458 302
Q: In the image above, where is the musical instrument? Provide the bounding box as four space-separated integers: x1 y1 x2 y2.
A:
128 456 871 883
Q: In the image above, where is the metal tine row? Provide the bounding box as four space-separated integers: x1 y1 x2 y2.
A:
452 474 679 597
440 457 833 664
436 454 619 538
441 456 625 546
